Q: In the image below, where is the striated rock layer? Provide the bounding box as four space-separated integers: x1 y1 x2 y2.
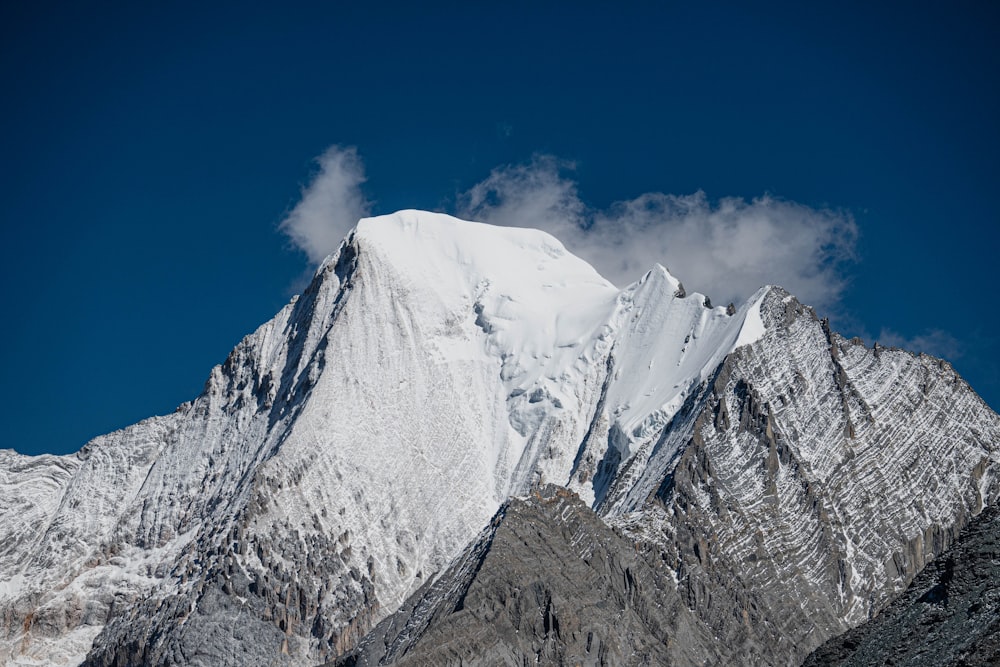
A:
600 290 999 665
803 503 1000 667
0 210 997 666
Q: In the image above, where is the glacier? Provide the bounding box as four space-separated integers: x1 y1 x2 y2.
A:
1 210 996 666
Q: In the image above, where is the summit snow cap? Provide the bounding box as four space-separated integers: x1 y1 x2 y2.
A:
317 210 774 478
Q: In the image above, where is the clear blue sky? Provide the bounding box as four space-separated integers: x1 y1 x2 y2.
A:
2 1 997 456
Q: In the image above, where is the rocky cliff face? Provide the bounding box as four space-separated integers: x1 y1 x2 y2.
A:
334 486 727 667
602 290 998 665
803 503 1000 667
1 211 997 666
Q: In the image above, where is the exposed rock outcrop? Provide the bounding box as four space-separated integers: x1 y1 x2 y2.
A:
333 487 721 667
803 503 1000 667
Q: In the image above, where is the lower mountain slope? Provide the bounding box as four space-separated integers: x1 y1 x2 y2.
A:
333 486 723 667
803 503 1000 667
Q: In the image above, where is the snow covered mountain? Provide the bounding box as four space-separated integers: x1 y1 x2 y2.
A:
1 210 997 666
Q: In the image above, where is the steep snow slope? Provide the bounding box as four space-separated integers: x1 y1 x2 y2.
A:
1 210 996 667
2 212 616 664
566 265 769 510
3 211 761 665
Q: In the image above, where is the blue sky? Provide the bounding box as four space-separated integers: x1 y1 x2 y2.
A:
2 1 997 456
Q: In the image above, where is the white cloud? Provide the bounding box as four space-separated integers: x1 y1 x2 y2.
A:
280 146 371 264
459 155 585 237
281 148 858 311
877 328 963 360
458 156 858 310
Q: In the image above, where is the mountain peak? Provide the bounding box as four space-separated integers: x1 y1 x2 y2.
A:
1 212 996 667
343 209 616 291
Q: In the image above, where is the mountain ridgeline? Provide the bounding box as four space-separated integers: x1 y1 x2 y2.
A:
1 211 996 666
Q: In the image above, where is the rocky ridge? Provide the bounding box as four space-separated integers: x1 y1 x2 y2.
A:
333 486 722 667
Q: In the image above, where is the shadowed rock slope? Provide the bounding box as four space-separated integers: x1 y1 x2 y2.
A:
803 503 1000 667
332 486 723 667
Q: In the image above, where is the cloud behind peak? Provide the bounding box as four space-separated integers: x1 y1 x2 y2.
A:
458 156 858 310
281 147 859 313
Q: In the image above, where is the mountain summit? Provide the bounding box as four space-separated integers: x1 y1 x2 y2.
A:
2 211 997 666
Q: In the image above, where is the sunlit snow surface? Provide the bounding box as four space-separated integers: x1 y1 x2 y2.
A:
2 210 994 666
1 211 772 664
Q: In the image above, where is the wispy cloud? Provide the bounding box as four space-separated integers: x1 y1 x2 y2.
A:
280 146 371 264
458 155 585 236
877 328 963 360
458 156 859 310
282 147 858 311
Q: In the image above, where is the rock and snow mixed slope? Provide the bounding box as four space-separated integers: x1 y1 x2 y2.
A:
1 210 997 666
333 274 1000 666
803 502 1000 666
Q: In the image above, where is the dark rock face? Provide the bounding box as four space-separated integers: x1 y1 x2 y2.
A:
332 487 723 667
803 503 1000 667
